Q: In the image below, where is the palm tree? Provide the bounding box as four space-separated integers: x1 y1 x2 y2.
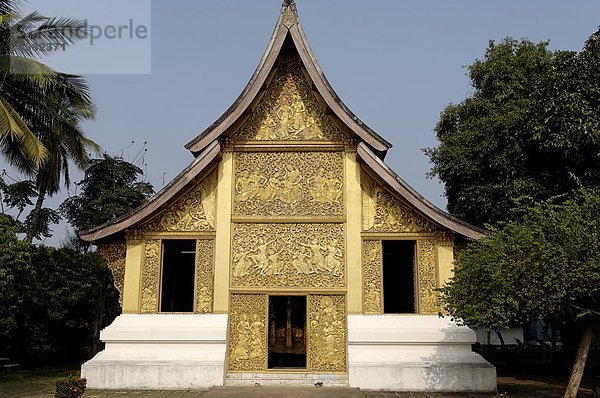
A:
0 0 99 242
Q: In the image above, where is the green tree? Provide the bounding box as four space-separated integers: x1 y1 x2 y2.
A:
425 30 600 227
0 213 120 363
440 187 599 398
0 0 99 242
60 154 154 251
0 174 60 241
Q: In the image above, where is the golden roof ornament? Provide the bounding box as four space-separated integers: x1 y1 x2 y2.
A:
282 0 297 29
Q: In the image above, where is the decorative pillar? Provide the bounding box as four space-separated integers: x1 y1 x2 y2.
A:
345 150 363 314
213 150 234 313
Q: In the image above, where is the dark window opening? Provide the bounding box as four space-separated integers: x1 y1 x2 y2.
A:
160 240 196 313
382 240 416 314
268 296 306 369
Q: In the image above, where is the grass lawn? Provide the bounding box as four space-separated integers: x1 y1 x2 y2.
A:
0 367 81 398
0 368 595 398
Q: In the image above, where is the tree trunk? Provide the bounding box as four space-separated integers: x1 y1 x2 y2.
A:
25 187 46 244
496 330 506 346
564 325 594 398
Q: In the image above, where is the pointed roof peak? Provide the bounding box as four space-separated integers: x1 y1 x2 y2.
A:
185 0 393 155
280 0 299 29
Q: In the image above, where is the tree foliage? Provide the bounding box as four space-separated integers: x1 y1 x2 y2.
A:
60 154 154 241
440 187 600 334
1 0 98 173
0 214 120 363
425 30 600 227
0 175 60 240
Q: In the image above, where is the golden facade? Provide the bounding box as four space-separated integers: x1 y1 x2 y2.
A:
87 27 479 377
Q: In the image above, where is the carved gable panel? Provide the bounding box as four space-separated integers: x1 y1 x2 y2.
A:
231 223 345 289
232 52 347 143
141 172 217 232
234 151 344 217
362 171 437 233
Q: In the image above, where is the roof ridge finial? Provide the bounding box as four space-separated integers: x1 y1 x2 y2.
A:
281 0 298 29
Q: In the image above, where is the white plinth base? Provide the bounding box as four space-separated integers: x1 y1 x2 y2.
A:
348 315 497 392
226 372 348 386
81 314 228 390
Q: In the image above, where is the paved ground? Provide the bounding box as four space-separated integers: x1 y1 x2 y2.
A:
0 368 595 398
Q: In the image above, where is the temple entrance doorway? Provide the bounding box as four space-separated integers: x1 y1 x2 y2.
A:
268 296 307 369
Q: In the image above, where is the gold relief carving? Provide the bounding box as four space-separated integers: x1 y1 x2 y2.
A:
140 240 161 313
234 52 346 143
234 151 344 217
362 240 382 314
417 240 439 315
142 172 217 232
231 223 345 288
308 295 346 372
97 243 127 305
362 172 437 233
196 239 215 314
228 294 267 372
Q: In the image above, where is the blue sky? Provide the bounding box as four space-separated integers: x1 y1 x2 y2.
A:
4 0 600 245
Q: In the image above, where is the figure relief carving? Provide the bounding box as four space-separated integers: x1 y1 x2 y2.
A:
228 294 267 371
362 240 383 314
140 240 161 313
308 295 346 372
231 223 345 288
142 172 217 232
234 152 344 217
417 240 440 315
362 171 437 233
233 51 346 143
97 243 126 305
196 239 215 314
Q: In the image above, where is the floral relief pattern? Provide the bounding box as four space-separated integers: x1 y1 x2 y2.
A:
362 171 437 233
140 240 161 313
195 239 215 314
97 243 126 305
362 240 382 314
233 51 346 143
141 172 217 232
308 295 346 372
417 240 439 315
231 223 345 289
228 294 267 372
234 151 344 217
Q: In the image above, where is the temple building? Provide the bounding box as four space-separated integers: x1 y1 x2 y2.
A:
81 0 496 392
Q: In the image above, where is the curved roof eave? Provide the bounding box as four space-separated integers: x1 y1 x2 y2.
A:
356 142 487 240
79 141 222 243
184 0 392 157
